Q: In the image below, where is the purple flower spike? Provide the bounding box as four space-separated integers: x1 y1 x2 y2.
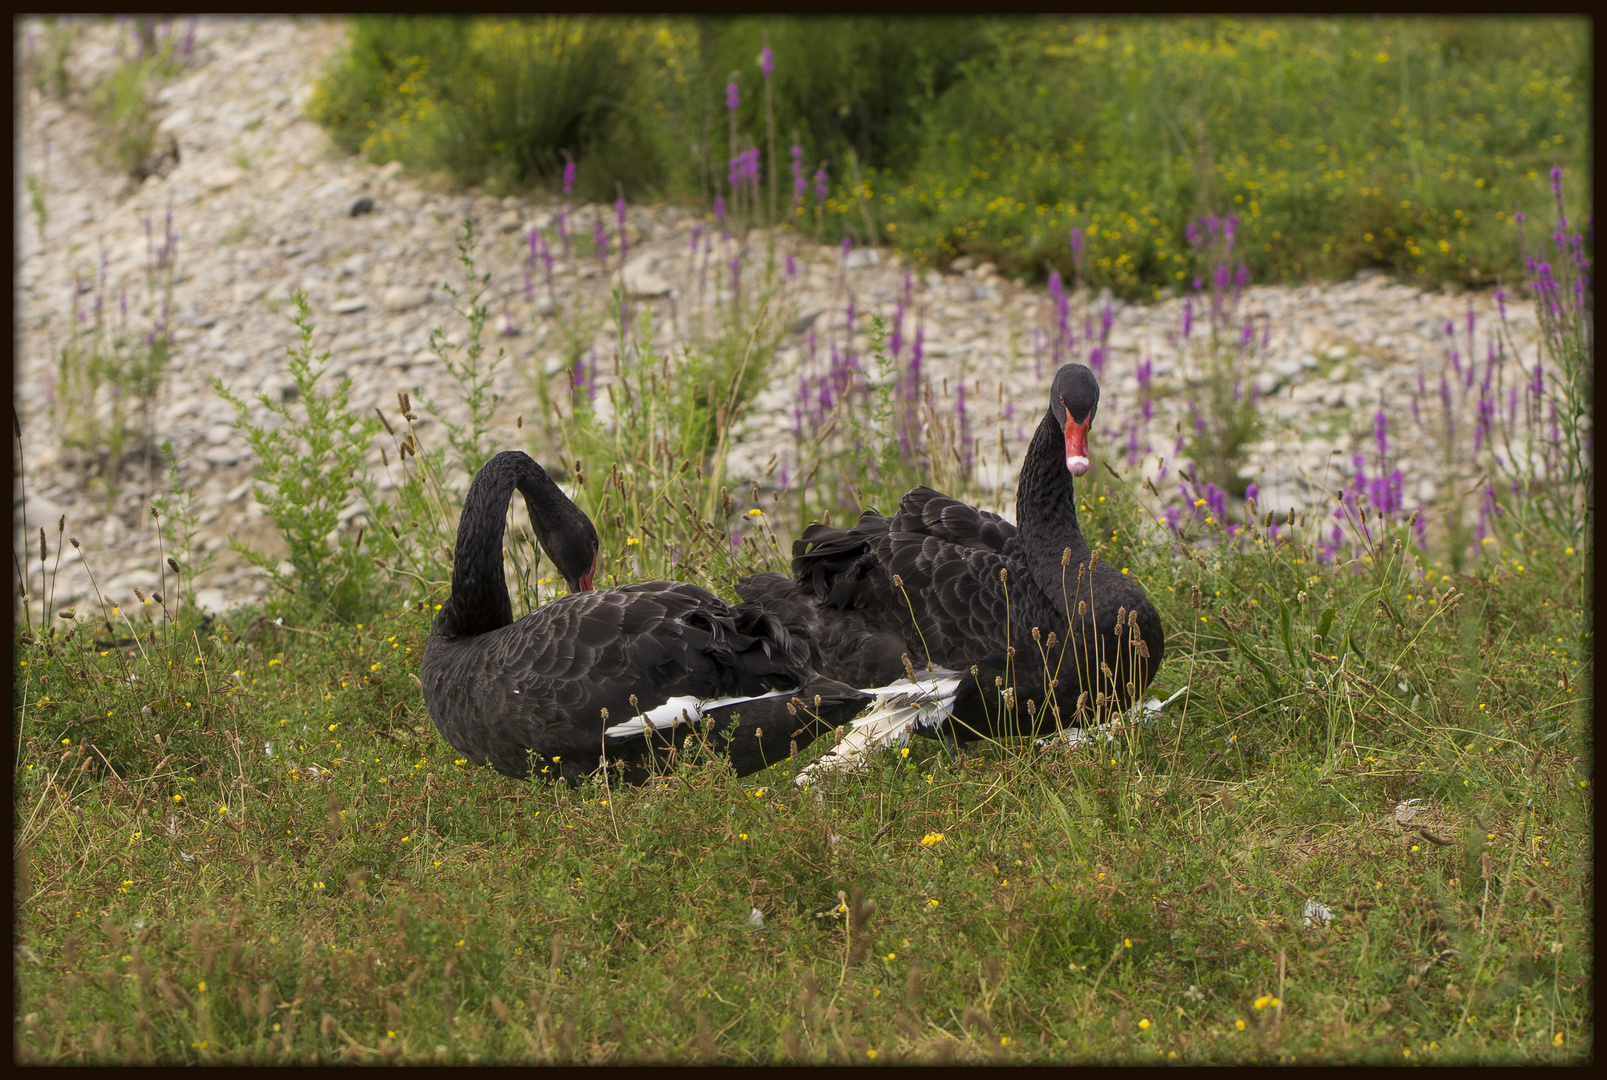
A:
1182 297 1193 339
842 236 853 260
563 161 576 198
785 254 798 278
1245 483 1259 503
726 80 739 114
760 47 773 79
1235 265 1249 289
594 217 608 268
792 145 805 197
714 195 726 221
815 167 828 203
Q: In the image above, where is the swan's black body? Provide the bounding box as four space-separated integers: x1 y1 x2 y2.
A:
738 364 1164 741
421 452 870 782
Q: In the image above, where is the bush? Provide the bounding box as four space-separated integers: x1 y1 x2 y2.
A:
308 17 676 198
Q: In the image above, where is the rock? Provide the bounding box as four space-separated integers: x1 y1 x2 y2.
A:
622 255 672 298
202 167 246 192
1273 359 1303 378
382 285 431 313
495 210 522 233
845 248 879 269
204 424 233 446
192 587 234 613
330 298 368 314
261 375 299 402
950 255 975 272
202 445 241 467
790 310 823 335
349 196 375 217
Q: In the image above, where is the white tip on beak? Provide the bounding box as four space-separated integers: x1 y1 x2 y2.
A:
1067 456 1090 476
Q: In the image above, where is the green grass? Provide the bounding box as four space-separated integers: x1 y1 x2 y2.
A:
13 191 1591 1063
305 16 1588 295
13 444 1592 1065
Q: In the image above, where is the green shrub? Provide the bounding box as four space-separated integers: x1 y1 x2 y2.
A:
308 17 675 197
216 296 383 622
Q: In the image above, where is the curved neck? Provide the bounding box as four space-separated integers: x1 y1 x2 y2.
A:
1015 409 1089 616
437 452 572 640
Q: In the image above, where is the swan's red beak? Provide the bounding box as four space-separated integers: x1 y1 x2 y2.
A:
575 550 598 592
1063 414 1091 476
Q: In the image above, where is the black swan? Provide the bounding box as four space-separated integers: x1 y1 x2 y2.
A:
420 451 871 784
737 363 1164 774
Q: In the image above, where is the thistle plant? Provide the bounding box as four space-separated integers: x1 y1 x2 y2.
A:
1175 214 1263 501
50 212 178 496
1490 168 1592 551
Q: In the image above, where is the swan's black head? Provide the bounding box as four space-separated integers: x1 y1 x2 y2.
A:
1048 363 1101 476
537 502 599 594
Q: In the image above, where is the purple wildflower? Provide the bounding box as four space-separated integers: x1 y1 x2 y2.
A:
760 47 774 79
726 80 739 114
815 166 828 203
563 161 575 198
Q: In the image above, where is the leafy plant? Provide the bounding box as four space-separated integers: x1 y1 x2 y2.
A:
215 294 382 621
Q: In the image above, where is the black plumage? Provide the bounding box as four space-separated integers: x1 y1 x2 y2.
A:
421 451 870 783
738 363 1164 742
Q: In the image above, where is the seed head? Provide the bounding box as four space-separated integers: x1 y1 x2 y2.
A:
167 557 180 573
1075 691 1088 715
1287 508 1296 525
1297 591 1307 605
1190 584 1202 609
599 707 609 722
999 567 1008 583
70 537 80 548
902 653 918 683
1392 538 1402 555
1031 626 1041 642
892 574 904 588
1045 631 1058 650
1077 600 1087 617
1061 547 1072 566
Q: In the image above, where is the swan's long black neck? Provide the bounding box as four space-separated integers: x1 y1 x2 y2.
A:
1015 409 1090 617
436 452 573 640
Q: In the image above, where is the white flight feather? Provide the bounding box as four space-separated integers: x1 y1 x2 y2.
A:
602 688 795 739
793 672 961 786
